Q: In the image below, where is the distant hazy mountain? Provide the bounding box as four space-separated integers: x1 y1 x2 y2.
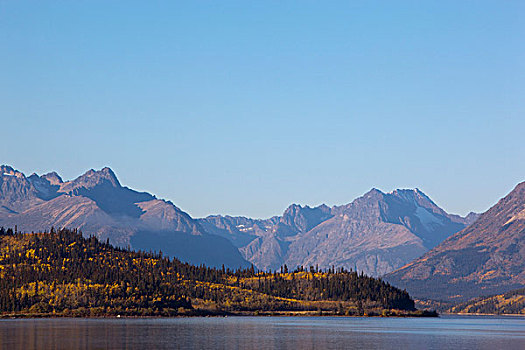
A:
199 188 476 276
0 165 249 269
385 182 525 302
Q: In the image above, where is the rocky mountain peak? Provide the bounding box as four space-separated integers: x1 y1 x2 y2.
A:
390 188 433 205
317 204 330 212
464 211 481 225
1 165 26 179
25 171 64 201
0 165 40 210
41 171 63 185
283 203 302 214
281 203 333 233
87 167 119 185
364 188 386 198
63 167 121 192
387 188 450 219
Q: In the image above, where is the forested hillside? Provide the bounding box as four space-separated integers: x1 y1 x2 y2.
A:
0 228 423 317
449 287 525 315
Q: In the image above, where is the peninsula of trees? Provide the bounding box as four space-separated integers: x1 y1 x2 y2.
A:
0 227 434 317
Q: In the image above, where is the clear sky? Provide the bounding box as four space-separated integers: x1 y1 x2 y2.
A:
1 1 524 218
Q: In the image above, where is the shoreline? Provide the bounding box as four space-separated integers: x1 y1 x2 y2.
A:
0 309 438 319
441 312 525 317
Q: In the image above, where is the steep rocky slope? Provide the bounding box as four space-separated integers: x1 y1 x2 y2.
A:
385 182 525 301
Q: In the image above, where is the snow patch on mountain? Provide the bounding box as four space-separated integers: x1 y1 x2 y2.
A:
415 206 443 229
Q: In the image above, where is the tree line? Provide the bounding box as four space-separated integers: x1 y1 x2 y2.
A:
0 227 415 316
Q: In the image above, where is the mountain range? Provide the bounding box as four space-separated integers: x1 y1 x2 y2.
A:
0 164 485 280
0 165 249 269
3 163 523 306
199 188 478 276
385 181 525 302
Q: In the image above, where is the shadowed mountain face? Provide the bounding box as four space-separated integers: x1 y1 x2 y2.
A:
385 182 525 302
0 165 250 269
199 189 475 276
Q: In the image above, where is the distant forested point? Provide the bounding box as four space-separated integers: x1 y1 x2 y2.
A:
0 227 425 317
449 288 525 315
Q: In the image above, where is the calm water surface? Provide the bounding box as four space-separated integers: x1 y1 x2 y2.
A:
1 315 524 349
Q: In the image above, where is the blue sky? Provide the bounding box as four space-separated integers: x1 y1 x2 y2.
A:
1 1 524 218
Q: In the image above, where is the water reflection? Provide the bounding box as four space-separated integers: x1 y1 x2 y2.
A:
1 316 525 350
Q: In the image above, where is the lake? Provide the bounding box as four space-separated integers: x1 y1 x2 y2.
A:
1 315 524 349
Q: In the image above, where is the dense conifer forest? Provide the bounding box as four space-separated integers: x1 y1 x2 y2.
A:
0 228 428 317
